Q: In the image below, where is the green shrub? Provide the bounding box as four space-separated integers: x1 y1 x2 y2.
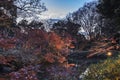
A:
84 57 120 80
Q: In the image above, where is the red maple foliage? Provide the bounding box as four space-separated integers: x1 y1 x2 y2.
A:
0 28 74 65
0 37 17 50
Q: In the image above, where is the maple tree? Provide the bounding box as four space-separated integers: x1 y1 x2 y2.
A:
8 28 73 65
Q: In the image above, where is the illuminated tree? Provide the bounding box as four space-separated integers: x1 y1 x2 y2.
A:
72 2 101 40
0 0 47 28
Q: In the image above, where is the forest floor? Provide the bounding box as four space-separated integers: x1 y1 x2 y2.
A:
0 37 120 80
68 37 120 69
67 38 120 79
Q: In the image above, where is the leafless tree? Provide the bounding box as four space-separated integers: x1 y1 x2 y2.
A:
72 2 101 40
15 0 47 18
0 0 47 26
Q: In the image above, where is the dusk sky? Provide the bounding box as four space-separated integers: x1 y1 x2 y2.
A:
40 0 96 19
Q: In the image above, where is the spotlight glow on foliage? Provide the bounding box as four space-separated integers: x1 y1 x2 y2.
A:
107 52 112 56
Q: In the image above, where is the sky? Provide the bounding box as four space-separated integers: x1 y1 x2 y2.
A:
40 0 96 19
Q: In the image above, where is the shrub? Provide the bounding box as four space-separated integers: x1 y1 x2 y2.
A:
84 56 120 80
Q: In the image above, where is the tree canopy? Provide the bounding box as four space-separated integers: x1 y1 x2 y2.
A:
15 0 47 18
97 0 120 32
0 0 47 28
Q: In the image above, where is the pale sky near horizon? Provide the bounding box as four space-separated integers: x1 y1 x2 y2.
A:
40 0 96 19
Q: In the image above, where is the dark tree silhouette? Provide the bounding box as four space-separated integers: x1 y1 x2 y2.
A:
97 0 120 32
52 19 80 38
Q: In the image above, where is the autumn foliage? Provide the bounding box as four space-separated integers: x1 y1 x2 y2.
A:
0 29 73 64
0 27 76 80
0 34 17 50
